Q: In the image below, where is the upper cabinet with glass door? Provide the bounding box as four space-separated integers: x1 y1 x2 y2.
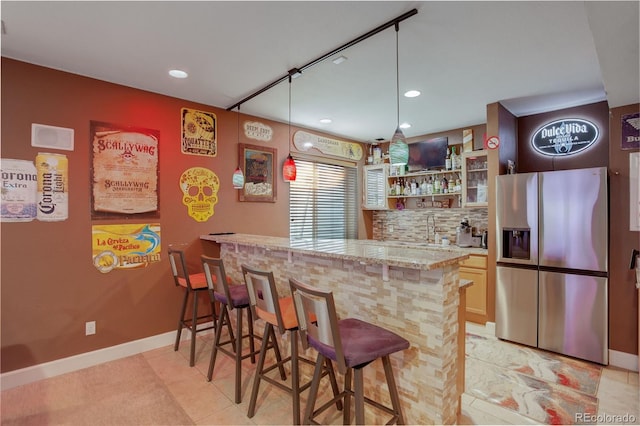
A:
362 164 389 210
462 150 488 207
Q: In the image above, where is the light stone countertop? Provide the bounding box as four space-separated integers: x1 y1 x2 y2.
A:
200 233 470 271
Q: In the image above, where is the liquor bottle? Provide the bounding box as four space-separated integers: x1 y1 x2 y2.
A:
451 146 458 170
445 148 452 171
426 177 433 195
442 176 448 194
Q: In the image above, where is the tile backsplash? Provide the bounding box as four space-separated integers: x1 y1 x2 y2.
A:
372 208 488 244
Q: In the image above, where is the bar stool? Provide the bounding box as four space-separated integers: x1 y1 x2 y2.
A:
168 246 216 367
242 265 342 425
289 277 410 425
201 255 259 404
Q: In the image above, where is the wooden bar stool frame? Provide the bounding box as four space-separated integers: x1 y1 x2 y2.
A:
289 278 407 425
201 255 260 404
168 246 216 367
241 265 342 425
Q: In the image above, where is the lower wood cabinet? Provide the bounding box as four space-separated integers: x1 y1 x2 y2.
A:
460 254 488 324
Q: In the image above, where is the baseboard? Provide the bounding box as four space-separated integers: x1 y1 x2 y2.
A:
0 322 214 391
608 349 639 372
484 321 496 336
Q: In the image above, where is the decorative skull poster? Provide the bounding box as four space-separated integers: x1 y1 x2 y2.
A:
179 167 219 222
90 121 159 219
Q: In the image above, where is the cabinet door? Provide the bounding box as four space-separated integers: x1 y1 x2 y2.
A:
462 150 488 207
362 164 388 210
460 266 487 324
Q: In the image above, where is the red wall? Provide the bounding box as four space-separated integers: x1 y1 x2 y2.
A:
0 58 362 372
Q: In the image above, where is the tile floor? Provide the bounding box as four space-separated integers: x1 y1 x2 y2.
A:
1 322 638 425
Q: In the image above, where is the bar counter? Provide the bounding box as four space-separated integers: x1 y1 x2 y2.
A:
200 233 469 425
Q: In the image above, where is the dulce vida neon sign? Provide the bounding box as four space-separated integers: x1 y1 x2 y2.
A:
531 118 599 156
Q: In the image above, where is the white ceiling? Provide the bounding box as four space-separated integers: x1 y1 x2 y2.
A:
1 1 638 143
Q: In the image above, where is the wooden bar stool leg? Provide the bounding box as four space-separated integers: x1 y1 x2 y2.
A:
304 353 326 425
343 368 352 425
190 290 198 366
324 358 343 411
174 289 189 351
248 322 273 418
234 308 243 403
382 355 405 425
207 305 226 381
354 368 365 425
248 309 257 364
291 330 300 425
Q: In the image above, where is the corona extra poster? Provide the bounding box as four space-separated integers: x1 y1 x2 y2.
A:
92 223 161 273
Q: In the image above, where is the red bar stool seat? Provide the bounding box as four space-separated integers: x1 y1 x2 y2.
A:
242 265 342 425
201 255 260 404
168 246 216 367
289 277 410 425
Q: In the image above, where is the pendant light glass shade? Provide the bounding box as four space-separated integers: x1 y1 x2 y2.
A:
283 73 297 182
233 106 245 189
389 127 409 165
283 154 297 181
232 166 245 189
389 24 409 166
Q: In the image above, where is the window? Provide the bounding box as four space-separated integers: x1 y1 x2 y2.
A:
289 159 357 240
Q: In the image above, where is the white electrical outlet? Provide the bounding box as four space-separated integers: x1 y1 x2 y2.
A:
85 321 96 336
388 225 394 233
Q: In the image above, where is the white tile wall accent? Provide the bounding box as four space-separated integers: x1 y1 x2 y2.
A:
373 207 488 244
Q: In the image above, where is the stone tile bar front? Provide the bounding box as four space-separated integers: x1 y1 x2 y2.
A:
200 234 468 424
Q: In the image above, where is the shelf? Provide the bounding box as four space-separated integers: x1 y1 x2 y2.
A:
388 192 461 199
388 168 461 178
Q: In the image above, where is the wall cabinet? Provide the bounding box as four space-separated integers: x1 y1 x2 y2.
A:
460 254 488 324
362 164 389 210
362 150 489 210
461 150 488 207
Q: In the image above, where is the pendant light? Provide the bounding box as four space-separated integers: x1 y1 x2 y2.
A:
232 106 245 189
388 23 409 166
283 71 297 182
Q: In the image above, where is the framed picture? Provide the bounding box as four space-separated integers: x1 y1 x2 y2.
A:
238 143 277 202
90 121 160 219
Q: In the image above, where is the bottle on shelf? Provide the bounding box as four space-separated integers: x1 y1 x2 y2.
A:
445 148 452 171
451 146 458 170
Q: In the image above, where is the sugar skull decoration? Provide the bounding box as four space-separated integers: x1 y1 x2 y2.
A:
179 167 219 222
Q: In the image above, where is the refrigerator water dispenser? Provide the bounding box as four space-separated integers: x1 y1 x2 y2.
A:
502 228 531 260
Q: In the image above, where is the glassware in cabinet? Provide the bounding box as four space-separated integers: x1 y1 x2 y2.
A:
462 150 488 207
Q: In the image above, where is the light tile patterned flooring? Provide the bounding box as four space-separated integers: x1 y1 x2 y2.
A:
1 322 638 425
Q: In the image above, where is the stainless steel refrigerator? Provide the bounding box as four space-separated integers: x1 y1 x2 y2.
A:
495 167 608 364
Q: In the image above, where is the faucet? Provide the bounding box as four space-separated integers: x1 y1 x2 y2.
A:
426 214 436 244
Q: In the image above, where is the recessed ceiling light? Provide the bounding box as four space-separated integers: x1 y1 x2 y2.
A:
319 118 332 124
332 55 348 65
400 122 411 129
404 90 421 98
169 69 188 79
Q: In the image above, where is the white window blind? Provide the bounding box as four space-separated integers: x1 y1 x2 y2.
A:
289 159 358 240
